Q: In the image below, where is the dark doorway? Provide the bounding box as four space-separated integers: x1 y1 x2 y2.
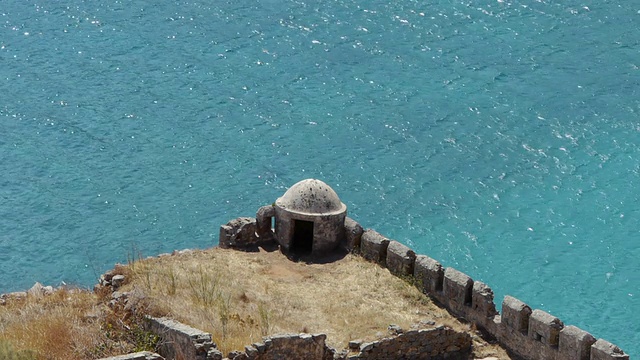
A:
291 220 314 255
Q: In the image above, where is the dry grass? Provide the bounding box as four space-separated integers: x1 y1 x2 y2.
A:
0 247 512 359
0 288 128 360
0 279 161 360
119 248 512 358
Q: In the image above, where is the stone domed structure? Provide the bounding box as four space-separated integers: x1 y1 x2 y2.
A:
257 179 347 256
276 179 347 216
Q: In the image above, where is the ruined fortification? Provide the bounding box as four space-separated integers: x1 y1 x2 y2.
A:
217 179 629 360
42 178 628 360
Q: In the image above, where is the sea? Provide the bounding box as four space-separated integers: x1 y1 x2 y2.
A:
1 0 638 355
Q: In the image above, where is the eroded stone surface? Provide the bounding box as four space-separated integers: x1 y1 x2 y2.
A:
502 296 532 334
558 325 596 360
219 217 258 249
590 339 629 360
360 230 389 265
343 217 364 252
385 241 416 277
413 255 444 295
528 309 564 347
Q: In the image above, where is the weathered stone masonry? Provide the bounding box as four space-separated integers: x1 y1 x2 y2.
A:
218 179 629 360
95 179 629 360
222 326 471 360
100 311 471 360
357 227 629 360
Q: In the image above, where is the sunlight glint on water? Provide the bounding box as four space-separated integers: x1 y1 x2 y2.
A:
1 0 638 355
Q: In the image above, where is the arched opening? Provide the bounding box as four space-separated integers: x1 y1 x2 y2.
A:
291 220 313 255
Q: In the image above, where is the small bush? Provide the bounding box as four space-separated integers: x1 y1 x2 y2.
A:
187 265 220 307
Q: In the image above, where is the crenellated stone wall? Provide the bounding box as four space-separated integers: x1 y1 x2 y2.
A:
217 216 629 360
98 212 629 360
354 227 629 360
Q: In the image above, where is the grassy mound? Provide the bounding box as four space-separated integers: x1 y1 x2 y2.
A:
0 247 511 359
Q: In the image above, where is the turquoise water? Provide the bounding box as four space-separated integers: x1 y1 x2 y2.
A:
1 0 638 354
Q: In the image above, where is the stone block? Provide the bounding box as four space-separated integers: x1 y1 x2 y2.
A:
257 333 328 359
559 325 596 360
208 348 223 360
528 309 564 347
111 275 126 288
252 342 266 353
413 255 444 294
360 230 390 265
351 326 471 360
146 317 216 360
98 351 164 360
244 345 258 358
471 281 498 318
443 267 473 312
348 340 362 350
385 241 416 277
343 217 364 251
590 339 629 360
501 296 532 334
219 217 258 249
312 333 327 344
27 282 47 297
256 205 275 241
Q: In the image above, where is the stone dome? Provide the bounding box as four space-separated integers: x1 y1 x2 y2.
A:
276 179 346 215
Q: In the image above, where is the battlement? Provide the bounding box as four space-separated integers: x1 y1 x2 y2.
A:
357 226 628 360
218 180 628 360
221 215 629 360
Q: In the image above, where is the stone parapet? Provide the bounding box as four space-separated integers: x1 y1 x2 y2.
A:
559 325 596 360
227 333 333 360
213 213 630 360
529 309 564 347
343 217 364 252
346 227 628 360
255 206 275 242
413 255 444 297
502 295 532 334
385 241 416 277
146 317 222 360
443 267 473 316
219 217 259 249
359 230 389 265
469 281 499 332
350 326 471 360
590 339 629 360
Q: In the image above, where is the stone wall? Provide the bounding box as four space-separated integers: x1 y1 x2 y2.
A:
356 227 630 360
223 327 470 360
146 316 223 360
97 266 474 360
100 351 165 360
219 217 260 250
227 333 334 360
351 326 471 360
217 216 629 360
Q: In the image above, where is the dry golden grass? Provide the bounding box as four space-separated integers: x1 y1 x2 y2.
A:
119 247 512 358
0 288 130 360
0 247 512 359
